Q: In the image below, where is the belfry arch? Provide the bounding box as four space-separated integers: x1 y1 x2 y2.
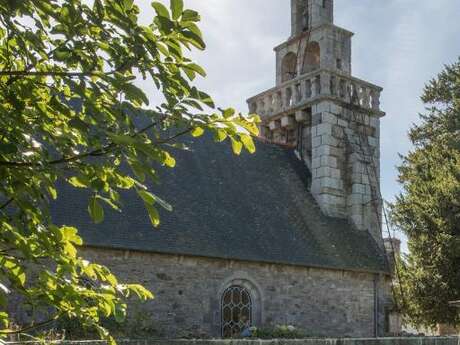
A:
302 41 321 74
281 52 298 82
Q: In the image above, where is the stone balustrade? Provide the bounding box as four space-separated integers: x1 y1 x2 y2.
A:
247 69 383 119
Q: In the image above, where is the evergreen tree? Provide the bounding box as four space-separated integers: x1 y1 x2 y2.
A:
392 58 460 328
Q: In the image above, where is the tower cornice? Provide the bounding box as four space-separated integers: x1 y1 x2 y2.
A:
274 23 354 52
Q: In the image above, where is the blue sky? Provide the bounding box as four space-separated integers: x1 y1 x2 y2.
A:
137 1 460 249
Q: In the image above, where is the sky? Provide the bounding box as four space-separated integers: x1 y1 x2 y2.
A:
135 0 460 250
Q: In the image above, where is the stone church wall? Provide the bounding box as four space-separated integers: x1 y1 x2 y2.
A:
7 338 460 345
80 247 391 338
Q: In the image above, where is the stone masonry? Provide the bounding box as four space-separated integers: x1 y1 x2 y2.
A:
247 0 385 243
6 338 460 345
80 247 392 338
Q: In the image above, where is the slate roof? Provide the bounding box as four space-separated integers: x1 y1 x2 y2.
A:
50 134 389 274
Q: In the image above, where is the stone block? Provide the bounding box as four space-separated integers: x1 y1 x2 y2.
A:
329 103 342 115
322 186 346 197
322 112 338 124
317 166 331 177
312 112 323 126
352 161 366 174
312 157 321 169
332 125 345 139
321 177 343 190
311 126 317 136
361 174 370 184
316 102 330 113
351 214 365 230
348 193 363 205
351 173 362 183
312 168 319 178
312 135 322 148
338 118 349 128
364 184 372 195
316 123 333 136
318 193 346 209
321 156 338 168
315 145 333 157
321 134 339 147
352 183 366 194
370 117 380 129
330 168 341 179
349 203 363 215
281 115 295 128
310 181 321 194
367 136 378 147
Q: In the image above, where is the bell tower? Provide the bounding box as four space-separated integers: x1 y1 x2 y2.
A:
291 0 333 36
247 1 386 244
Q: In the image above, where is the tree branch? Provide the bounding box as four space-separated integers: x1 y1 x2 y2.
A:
1 59 132 80
5 39 71 86
1 70 100 78
154 127 193 145
0 119 163 168
0 316 59 335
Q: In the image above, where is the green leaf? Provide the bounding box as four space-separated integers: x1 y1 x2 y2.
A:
191 127 204 137
88 196 104 224
113 302 127 323
231 137 243 155
68 176 89 188
123 0 134 10
127 284 154 300
185 63 206 77
181 9 200 22
61 226 83 245
145 203 160 228
223 108 236 118
154 193 172 212
170 0 183 20
152 2 170 19
164 152 176 168
240 135 256 154
137 190 155 205
46 185 58 200
122 83 149 106
214 129 227 142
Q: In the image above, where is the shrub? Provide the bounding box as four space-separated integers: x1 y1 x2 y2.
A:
251 324 306 339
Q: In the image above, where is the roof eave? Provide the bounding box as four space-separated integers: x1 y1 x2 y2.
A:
81 243 391 277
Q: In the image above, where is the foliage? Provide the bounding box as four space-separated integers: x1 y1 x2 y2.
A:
251 325 306 339
0 0 259 343
391 58 460 328
52 308 160 340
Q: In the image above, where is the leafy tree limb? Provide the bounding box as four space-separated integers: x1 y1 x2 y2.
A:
0 0 260 343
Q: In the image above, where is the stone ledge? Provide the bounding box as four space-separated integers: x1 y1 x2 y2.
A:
6 337 460 345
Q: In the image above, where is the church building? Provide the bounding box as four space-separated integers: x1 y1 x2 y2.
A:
52 0 397 338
